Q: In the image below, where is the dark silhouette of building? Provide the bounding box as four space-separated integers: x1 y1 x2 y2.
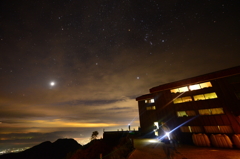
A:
136 66 240 144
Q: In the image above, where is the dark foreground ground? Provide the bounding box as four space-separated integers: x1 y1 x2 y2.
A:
128 138 240 159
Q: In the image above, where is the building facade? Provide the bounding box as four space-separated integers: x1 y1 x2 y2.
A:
136 66 240 143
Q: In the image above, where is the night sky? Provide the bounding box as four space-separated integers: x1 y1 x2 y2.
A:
0 0 240 150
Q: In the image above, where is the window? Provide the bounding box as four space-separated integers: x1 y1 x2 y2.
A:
189 84 201 91
199 82 212 88
146 106 156 110
204 125 233 133
173 96 192 104
173 98 183 104
177 110 196 117
182 96 192 102
170 86 189 93
193 92 218 101
198 108 224 115
193 94 205 101
219 126 233 133
211 108 224 115
145 98 155 103
180 126 203 133
204 92 218 99
189 82 212 91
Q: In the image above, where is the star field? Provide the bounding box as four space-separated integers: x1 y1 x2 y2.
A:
0 0 240 149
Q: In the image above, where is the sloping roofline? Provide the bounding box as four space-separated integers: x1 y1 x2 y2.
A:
136 65 240 101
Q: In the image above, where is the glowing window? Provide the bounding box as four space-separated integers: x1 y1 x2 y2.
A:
193 94 205 101
204 92 218 99
177 110 196 117
179 86 189 92
145 98 155 103
182 96 192 102
177 111 188 117
199 109 211 115
173 98 183 104
170 86 189 93
146 106 156 110
170 88 179 93
200 82 212 88
189 84 201 91
199 108 224 115
211 108 224 115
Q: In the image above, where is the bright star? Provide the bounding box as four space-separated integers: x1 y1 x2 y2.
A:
50 82 55 86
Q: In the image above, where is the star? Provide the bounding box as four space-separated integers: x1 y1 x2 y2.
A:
50 82 55 86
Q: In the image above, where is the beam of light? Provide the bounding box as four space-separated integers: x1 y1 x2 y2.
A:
158 115 199 141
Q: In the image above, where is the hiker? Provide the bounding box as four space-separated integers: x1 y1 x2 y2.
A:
159 122 176 159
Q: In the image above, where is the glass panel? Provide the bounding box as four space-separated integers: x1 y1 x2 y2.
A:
170 88 179 93
204 126 220 133
199 109 211 115
179 86 189 92
191 126 203 133
204 92 218 99
193 94 205 101
146 106 151 110
173 98 183 104
219 126 233 133
182 96 192 102
177 111 188 117
211 108 224 115
152 106 156 110
189 84 201 91
180 126 191 132
186 110 196 116
150 99 155 103
200 82 212 88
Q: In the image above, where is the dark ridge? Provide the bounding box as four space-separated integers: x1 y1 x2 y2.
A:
0 139 82 159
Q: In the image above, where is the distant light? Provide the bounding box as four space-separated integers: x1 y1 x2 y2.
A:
50 82 55 86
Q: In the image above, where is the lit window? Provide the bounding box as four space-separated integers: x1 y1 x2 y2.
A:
189 84 201 91
170 88 179 93
199 109 211 115
193 94 205 101
173 96 192 104
198 108 224 115
204 92 218 99
200 82 212 88
211 108 224 115
173 98 183 104
179 86 189 92
145 98 155 103
182 96 192 102
193 92 218 101
177 111 188 117
146 106 156 110
170 86 189 93
177 110 196 117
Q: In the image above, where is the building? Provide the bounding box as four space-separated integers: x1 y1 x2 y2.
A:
136 66 240 144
